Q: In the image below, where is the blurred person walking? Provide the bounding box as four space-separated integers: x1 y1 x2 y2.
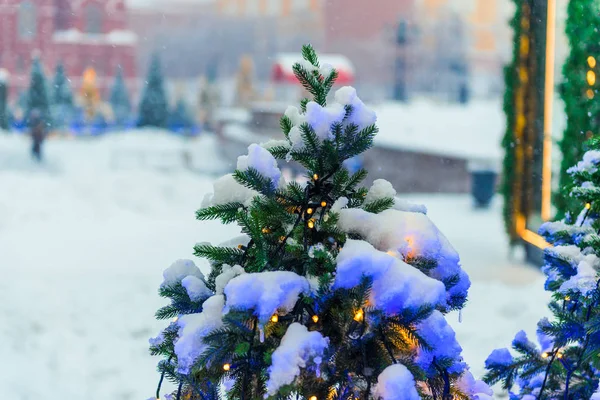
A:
29 108 46 162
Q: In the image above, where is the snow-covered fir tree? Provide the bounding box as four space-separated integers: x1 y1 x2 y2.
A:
25 57 51 126
485 139 600 399
168 98 194 132
138 54 168 128
149 45 491 400
51 62 74 129
110 66 132 127
0 69 8 130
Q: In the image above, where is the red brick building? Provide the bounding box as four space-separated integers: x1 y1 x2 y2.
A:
0 0 137 97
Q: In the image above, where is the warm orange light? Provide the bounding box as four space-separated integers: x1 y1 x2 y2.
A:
312 315 319 323
587 89 595 99
541 352 549 359
271 314 279 323
565 295 571 301
588 70 596 86
309 397 317 400
586 203 592 210
556 352 563 359
521 229 551 249
306 208 314 215
542 0 556 223
589 56 597 68
354 310 364 322
313 174 319 181
321 201 327 207
262 227 271 234
307 219 315 229
223 363 231 371
404 236 416 258
279 236 286 242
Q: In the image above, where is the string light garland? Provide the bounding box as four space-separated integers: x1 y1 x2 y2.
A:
354 310 364 322
223 363 231 371
307 219 315 229
320 201 327 207
306 208 314 215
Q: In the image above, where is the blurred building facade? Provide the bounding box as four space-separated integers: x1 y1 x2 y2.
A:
0 0 137 97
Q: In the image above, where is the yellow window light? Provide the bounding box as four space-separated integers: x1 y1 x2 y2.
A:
588 70 596 86
589 56 597 68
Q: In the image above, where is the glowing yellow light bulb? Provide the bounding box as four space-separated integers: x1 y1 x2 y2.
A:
586 203 592 210
354 310 364 322
271 314 279 323
223 363 231 371
589 56 597 68
587 89 595 99
307 208 314 215
321 201 327 207
541 352 549 359
308 219 315 229
588 70 596 86
262 227 271 234
279 236 286 242
312 315 319 323
565 295 571 301
309 397 317 400
557 352 563 359
172 316 179 323
313 174 319 181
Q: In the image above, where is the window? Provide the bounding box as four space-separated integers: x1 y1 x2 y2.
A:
18 1 36 39
266 0 282 16
290 0 309 12
85 4 103 34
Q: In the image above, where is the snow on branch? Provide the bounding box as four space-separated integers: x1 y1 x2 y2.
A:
223 271 310 324
265 323 329 396
334 239 446 313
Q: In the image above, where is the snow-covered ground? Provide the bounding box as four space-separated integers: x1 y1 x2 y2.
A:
0 131 549 399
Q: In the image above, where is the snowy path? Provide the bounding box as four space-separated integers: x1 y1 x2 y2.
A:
0 134 548 398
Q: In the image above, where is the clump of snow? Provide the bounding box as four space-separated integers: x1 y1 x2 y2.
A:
456 370 493 398
334 86 377 130
202 174 257 207
536 318 554 353
237 144 282 189
334 240 446 313
288 126 305 152
181 276 212 302
330 197 348 213
394 198 427 214
512 330 532 348
558 253 600 295
265 323 329 396
284 106 306 127
261 139 290 151
337 208 469 304
215 264 245 295
162 259 204 288
364 179 396 205
485 348 513 368
223 271 310 324
305 101 346 140
373 364 420 400
591 387 600 400
567 150 600 174
415 310 465 376
174 295 225 374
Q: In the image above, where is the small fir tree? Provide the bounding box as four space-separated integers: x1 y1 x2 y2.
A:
0 69 8 130
149 45 491 400
110 66 132 127
51 63 74 129
168 98 194 132
138 54 169 128
485 138 600 399
26 57 51 126
554 0 600 219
